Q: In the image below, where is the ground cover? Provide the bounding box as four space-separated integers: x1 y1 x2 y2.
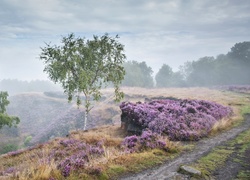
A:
188 115 250 179
0 87 248 179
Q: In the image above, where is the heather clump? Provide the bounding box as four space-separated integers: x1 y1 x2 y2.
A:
122 130 167 153
120 99 233 141
122 135 139 153
53 138 104 177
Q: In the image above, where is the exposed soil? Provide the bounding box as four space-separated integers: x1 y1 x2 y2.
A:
120 114 250 180
212 138 250 180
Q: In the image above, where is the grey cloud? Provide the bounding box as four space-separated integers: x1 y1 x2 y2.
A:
0 0 250 80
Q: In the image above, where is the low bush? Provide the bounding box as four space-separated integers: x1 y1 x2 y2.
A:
120 99 232 140
122 130 167 153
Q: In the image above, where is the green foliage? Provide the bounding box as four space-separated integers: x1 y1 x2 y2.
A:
180 41 250 86
186 57 216 86
122 61 154 88
40 33 126 129
40 33 125 107
0 91 20 129
0 91 9 114
24 135 32 147
0 114 20 129
155 64 173 87
0 143 18 154
228 41 250 63
155 64 185 87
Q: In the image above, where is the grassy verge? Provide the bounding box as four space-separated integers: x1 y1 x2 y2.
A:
100 149 178 179
186 103 250 179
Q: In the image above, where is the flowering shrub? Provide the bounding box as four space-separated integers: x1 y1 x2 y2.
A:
122 135 139 152
54 138 104 177
139 130 166 149
57 155 86 177
122 130 166 153
120 99 232 141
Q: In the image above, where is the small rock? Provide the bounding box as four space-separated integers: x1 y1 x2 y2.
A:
179 165 202 177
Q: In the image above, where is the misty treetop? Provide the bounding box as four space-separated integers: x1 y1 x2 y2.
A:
122 60 154 88
0 91 9 114
2 40 249 95
155 64 185 88
120 41 250 88
228 41 250 63
158 41 250 87
40 33 126 130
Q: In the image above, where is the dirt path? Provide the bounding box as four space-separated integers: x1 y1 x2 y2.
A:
121 114 250 180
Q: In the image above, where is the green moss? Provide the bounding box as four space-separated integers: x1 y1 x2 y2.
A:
237 170 250 179
233 129 250 153
240 104 250 115
98 172 109 180
190 128 250 178
193 148 233 176
106 165 126 178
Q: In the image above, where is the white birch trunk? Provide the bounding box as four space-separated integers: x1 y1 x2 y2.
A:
83 110 88 130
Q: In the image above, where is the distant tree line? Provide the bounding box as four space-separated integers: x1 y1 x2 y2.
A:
1 41 249 92
0 79 62 95
122 41 250 87
122 61 154 88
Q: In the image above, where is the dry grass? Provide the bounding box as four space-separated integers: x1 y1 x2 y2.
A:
0 126 180 180
1 87 249 179
101 87 245 106
69 125 125 147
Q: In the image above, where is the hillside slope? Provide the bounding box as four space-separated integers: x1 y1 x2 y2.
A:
1 91 121 147
1 87 246 148
0 87 249 179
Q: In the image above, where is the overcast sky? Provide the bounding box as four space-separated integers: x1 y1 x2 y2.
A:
0 0 249 81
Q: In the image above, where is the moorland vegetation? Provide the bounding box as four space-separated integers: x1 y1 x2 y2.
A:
0 87 250 179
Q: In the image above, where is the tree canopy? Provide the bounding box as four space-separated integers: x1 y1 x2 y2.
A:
40 33 126 130
180 42 250 86
0 91 20 129
122 61 154 88
186 57 216 86
155 64 185 87
228 41 250 63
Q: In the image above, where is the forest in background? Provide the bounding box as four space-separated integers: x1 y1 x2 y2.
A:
122 41 250 87
1 41 250 94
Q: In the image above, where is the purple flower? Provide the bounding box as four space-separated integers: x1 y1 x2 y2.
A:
122 130 167 152
4 167 16 174
62 164 71 177
120 98 232 141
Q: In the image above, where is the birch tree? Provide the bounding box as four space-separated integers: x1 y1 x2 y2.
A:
40 33 126 130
